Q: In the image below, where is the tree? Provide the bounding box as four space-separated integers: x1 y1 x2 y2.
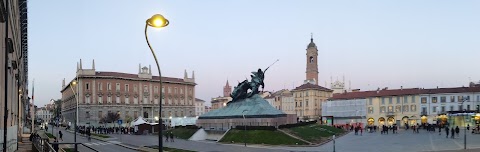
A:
125 115 133 127
105 112 120 123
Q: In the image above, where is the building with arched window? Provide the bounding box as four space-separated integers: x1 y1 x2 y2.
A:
60 60 196 127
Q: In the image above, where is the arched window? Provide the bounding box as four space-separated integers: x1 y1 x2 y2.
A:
309 56 314 63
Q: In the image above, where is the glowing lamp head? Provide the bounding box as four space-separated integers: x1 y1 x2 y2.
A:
147 14 169 28
71 80 77 86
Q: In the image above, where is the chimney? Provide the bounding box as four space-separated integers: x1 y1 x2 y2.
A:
92 59 95 70
401 86 403 90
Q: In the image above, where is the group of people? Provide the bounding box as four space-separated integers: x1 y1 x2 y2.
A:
75 125 135 135
164 132 175 142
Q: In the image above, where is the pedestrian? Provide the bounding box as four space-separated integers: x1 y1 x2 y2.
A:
467 124 470 130
360 126 363 136
451 128 455 139
165 131 169 142
59 130 63 141
53 137 59 152
439 126 441 135
445 126 449 138
455 126 460 137
87 128 91 142
169 132 174 142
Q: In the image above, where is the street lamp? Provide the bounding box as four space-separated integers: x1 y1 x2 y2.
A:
242 110 249 147
144 13 169 151
50 99 55 136
70 80 79 152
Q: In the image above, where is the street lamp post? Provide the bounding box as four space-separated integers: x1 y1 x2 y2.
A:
70 80 78 152
50 99 55 136
144 13 169 151
242 110 248 147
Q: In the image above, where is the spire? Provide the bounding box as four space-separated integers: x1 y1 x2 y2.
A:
311 33 313 42
92 59 95 70
226 80 230 87
139 64 141 74
76 62 79 71
184 69 188 79
79 59 83 69
149 65 152 74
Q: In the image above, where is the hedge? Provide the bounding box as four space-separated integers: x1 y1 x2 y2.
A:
278 120 317 129
235 126 276 131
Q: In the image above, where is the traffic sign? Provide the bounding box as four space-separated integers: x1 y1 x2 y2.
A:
118 120 123 125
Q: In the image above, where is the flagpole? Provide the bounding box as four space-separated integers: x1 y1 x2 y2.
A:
31 79 34 133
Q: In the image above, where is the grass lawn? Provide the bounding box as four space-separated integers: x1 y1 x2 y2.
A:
92 133 110 138
286 124 345 143
63 148 75 152
148 146 196 152
163 128 198 139
219 129 308 145
45 133 56 139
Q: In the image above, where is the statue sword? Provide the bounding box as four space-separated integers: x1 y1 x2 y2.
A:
262 59 279 93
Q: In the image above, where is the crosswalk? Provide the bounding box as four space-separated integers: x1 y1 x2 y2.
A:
84 141 121 146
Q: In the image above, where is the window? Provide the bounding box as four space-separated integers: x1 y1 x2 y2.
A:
154 86 158 93
381 98 385 105
306 100 309 106
451 96 455 102
450 106 454 111
369 98 372 105
459 105 463 111
389 97 392 104
396 97 400 104
432 97 437 103
421 97 427 104
440 96 446 103
144 85 148 92
441 106 445 113
432 106 437 112
86 83 90 90
380 106 386 113
458 96 464 102
403 105 409 112
404 96 408 103
180 88 183 94
368 107 373 114
412 96 415 103
306 92 309 96
134 85 138 92
388 106 393 112
467 105 471 110
125 97 129 104
107 83 111 91
422 107 427 114
168 87 171 93
125 84 129 92
107 96 112 103
98 83 102 91
411 105 416 112
98 96 103 104
116 83 120 91
395 105 401 112
116 96 120 104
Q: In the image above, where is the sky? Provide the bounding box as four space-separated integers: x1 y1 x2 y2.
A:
29 0 480 107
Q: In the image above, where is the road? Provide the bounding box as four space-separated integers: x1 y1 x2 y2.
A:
50 125 137 152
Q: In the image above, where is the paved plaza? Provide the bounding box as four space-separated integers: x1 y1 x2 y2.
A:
103 128 480 152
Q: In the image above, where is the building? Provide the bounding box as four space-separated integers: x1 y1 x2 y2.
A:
322 98 366 126
36 107 52 123
280 90 295 114
291 36 333 121
264 95 275 108
60 60 196 126
0 0 29 151
195 98 205 116
418 86 480 127
204 106 212 113
210 80 233 110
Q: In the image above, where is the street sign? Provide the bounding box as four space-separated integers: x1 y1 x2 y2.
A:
118 120 123 125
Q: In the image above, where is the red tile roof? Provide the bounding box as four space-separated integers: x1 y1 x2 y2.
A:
87 71 189 83
331 86 480 100
292 83 333 92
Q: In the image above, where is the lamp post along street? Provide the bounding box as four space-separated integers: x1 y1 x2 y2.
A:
70 80 78 152
144 13 169 151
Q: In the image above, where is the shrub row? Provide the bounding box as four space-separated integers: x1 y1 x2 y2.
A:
235 126 276 131
174 125 199 129
278 120 317 129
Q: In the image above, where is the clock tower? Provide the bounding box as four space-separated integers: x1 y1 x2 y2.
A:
305 34 319 85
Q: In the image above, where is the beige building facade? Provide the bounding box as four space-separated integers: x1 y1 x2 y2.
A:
60 60 196 126
0 1 29 151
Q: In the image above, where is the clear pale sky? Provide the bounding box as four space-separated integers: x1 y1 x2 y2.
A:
29 0 480 107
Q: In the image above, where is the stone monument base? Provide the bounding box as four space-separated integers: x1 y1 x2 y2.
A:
197 94 296 130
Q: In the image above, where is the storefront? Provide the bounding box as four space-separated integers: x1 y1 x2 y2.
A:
378 117 385 126
447 111 477 127
368 118 374 125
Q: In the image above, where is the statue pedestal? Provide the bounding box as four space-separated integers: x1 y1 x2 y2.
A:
197 94 296 130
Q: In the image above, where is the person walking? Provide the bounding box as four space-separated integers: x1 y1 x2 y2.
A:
169 132 174 142
165 131 169 142
445 126 449 138
467 124 470 131
360 126 363 136
87 128 91 142
451 128 455 138
59 130 63 141
455 126 460 138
